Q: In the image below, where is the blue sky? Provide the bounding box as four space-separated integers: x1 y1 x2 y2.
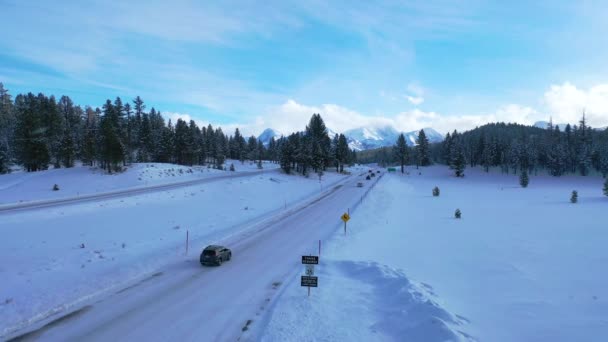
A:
1 0 608 135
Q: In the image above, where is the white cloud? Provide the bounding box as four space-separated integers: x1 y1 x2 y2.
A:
405 96 424 105
163 82 608 138
543 82 608 127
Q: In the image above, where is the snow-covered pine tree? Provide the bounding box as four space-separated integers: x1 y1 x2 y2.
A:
571 190 578 203
432 186 440 197
455 208 461 219
519 169 529 188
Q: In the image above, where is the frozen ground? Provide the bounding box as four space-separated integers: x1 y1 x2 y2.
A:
0 163 357 338
0 160 277 205
262 166 608 341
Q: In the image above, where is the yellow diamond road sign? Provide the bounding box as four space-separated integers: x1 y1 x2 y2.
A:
341 212 350 222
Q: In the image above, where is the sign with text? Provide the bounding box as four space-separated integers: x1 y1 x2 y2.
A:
301 276 318 287
301 255 319 264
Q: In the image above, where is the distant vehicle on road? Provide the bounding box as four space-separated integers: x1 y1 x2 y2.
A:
357 182 364 187
200 245 232 266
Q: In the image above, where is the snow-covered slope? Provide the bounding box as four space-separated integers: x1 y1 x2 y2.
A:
0 161 277 205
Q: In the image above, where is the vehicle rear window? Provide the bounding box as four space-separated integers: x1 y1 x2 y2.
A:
203 250 216 256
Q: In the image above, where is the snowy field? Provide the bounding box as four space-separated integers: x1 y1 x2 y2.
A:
261 166 608 341
0 160 276 205
0 163 356 338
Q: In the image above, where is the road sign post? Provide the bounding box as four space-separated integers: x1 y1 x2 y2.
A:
302 255 319 296
341 212 350 234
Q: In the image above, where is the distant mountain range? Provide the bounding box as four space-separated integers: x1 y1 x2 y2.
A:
257 126 444 151
534 121 607 131
533 121 570 131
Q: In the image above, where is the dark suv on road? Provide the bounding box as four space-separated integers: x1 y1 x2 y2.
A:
200 245 232 266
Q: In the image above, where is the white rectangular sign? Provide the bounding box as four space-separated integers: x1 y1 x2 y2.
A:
305 264 315 276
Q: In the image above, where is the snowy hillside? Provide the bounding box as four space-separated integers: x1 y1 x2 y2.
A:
0 161 277 205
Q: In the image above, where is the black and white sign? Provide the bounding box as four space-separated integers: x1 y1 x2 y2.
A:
301 256 319 264
301 276 318 287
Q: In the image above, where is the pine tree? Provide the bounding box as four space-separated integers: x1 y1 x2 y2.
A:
14 93 50 171
519 169 529 188
247 136 257 161
336 134 349 173
571 190 578 203
306 114 330 173
415 129 430 167
451 140 466 177
455 209 461 219
394 133 408 173
432 186 440 197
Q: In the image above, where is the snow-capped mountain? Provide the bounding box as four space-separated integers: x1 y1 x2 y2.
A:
534 121 570 131
258 126 443 151
343 126 443 151
257 128 283 146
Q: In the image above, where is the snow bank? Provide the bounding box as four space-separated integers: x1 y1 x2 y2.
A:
261 260 466 342
0 160 278 205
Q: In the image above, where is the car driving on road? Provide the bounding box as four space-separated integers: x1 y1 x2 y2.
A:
200 245 232 266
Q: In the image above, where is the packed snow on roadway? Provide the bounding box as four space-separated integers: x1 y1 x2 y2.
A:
0 161 356 338
259 166 608 342
0 160 276 205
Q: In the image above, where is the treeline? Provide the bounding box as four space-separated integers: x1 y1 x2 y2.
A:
276 114 357 175
359 117 608 179
0 83 275 174
440 118 608 177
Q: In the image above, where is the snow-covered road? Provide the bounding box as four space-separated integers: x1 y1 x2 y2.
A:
7 172 380 341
